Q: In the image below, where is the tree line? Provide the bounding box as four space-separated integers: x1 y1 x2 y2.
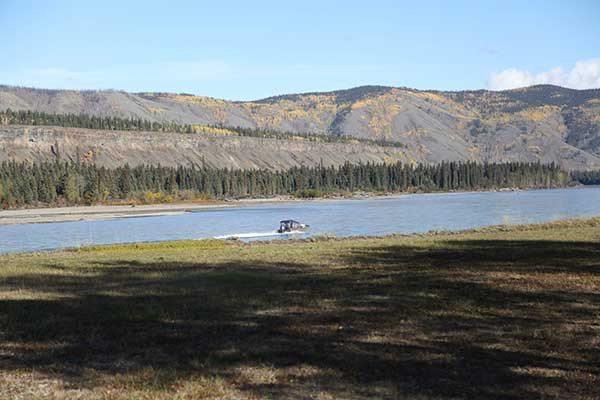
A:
0 160 570 209
571 170 600 185
0 108 405 148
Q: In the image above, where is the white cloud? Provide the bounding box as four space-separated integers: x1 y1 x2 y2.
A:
487 58 600 90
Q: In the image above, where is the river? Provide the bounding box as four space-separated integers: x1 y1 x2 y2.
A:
1 186 600 254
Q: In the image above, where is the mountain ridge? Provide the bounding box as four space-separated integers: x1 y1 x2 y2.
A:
1 83 599 170
4 83 599 104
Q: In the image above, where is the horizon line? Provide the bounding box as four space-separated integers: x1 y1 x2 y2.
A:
1 82 599 103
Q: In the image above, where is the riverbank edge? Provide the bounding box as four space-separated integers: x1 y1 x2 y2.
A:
0 185 578 226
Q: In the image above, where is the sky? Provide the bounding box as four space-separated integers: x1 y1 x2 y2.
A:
1 0 599 100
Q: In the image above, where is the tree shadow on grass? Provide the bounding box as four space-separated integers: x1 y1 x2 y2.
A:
1 239 599 399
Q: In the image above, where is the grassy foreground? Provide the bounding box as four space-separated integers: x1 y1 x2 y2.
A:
1 219 599 399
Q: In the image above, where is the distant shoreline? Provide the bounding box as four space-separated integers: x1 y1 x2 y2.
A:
0 186 573 226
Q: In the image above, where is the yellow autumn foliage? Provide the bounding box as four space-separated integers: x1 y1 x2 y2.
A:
516 106 559 122
557 123 567 134
190 126 237 135
168 94 228 107
411 91 447 103
147 107 165 114
488 105 560 125
143 191 174 204
398 127 426 138
239 94 337 130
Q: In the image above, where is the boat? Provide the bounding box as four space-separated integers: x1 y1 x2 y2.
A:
212 220 309 240
277 220 309 234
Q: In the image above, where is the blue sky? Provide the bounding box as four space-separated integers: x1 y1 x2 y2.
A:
1 0 599 100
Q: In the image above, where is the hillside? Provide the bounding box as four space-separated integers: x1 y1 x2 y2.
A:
0 125 411 169
1 84 600 169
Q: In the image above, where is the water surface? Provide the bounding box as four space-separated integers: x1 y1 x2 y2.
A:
1 186 600 254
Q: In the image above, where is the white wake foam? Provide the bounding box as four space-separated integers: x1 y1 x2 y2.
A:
213 230 304 239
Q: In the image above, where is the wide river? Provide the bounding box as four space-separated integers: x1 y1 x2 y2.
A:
1 186 600 254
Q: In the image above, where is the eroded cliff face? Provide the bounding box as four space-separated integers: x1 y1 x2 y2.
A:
1 84 600 169
0 125 415 169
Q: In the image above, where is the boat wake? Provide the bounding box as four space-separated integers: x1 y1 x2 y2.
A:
213 230 304 239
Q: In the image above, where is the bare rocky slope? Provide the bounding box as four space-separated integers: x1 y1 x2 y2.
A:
0 125 411 169
1 84 600 170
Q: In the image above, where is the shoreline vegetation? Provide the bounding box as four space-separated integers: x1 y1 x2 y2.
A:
0 159 572 210
1 217 598 398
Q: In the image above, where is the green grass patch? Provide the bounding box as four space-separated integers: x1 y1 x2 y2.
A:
67 239 227 253
1 217 599 399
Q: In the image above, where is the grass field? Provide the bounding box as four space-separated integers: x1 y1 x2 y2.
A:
1 218 599 399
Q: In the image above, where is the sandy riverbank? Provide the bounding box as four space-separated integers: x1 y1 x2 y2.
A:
0 194 385 225
0 201 259 225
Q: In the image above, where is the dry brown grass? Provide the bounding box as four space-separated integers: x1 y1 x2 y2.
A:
1 218 599 399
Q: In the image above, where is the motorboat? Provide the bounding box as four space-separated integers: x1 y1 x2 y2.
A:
277 220 309 234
